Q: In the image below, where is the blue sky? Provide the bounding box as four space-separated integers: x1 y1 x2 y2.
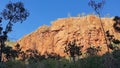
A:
0 0 120 41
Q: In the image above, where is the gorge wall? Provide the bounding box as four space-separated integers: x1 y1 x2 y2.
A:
16 15 120 57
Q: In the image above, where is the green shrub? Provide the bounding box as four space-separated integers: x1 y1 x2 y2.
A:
77 56 104 68
0 60 26 68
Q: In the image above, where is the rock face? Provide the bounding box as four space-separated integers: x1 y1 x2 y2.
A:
16 15 120 57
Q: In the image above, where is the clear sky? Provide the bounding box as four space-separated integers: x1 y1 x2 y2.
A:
0 0 120 41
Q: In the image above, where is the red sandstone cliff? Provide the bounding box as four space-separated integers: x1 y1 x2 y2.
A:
16 15 120 56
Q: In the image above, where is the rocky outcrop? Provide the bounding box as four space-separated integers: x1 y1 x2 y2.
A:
16 15 120 57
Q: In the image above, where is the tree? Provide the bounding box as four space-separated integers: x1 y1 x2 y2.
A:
0 1 29 62
64 40 83 62
86 46 102 56
88 0 110 52
106 30 120 50
113 16 120 32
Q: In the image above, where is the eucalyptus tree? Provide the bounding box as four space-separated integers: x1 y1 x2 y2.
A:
0 1 29 62
88 0 110 52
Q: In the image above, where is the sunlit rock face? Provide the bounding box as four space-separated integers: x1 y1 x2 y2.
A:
16 15 119 57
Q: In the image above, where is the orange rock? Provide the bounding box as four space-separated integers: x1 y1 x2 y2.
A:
16 15 119 57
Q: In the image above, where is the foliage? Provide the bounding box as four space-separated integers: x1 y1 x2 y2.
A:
88 0 105 14
113 16 120 32
25 49 45 63
1 1 29 24
0 46 119 68
106 30 120 50
64 40 83 62
0 1 29 62
2 44 120 68
0 60 26 68
86 46 102 56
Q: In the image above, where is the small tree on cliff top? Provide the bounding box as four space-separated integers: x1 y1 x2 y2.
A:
0 1 29 62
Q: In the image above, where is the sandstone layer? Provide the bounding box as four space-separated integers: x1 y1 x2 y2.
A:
16 15 120 57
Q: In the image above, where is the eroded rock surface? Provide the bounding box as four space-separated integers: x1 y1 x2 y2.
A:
16 15 120 57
